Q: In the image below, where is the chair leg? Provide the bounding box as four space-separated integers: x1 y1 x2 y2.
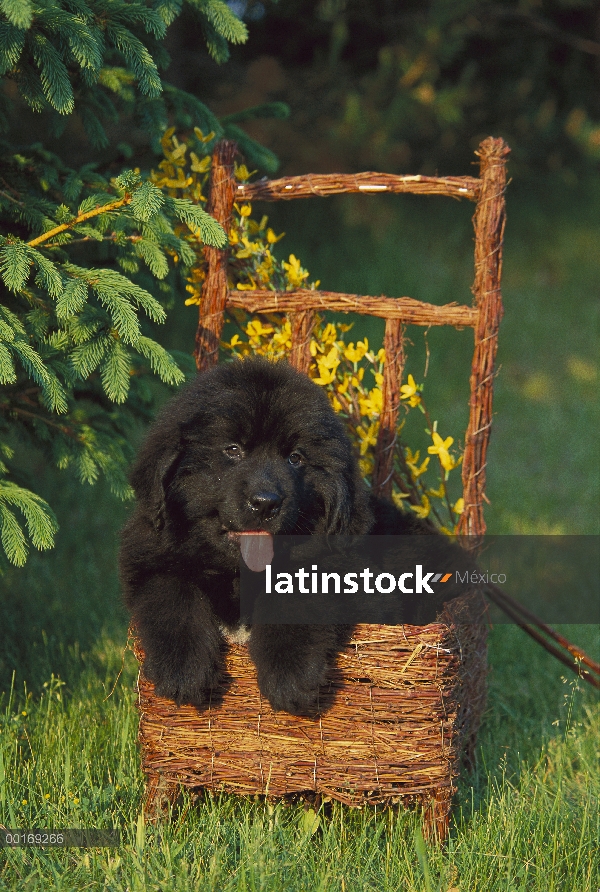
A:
144 771 180 822
422 789 451 843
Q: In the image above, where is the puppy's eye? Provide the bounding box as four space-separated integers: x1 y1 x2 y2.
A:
288 451 303 467
224 444 243 459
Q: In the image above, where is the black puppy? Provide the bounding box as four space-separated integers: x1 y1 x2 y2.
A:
119 357 453 715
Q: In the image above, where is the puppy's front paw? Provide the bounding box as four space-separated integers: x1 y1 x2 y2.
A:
250 626 338 716
144 640 222 708
149 665 219 708
255 656 330 716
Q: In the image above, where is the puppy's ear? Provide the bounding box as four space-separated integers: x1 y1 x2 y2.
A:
130 442 182 531
324 468 372 535
151 449 182 531
322 475 352 534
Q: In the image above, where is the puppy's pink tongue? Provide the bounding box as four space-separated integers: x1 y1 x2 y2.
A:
239 532 274 573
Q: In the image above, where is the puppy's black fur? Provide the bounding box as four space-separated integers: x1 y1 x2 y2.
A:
119 358 447 715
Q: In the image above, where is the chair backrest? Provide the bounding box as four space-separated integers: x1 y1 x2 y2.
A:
194 138 510 538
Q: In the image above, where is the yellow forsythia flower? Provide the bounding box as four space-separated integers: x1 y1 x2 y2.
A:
428 431 457 472
321 323 338 344
400 374 422 407
283 254 310 287
313 366 337 385
405 448 430 479
336 373 351 395
359 455 374 478
234 164 249 180
266 227 285 244
344 340 369 364
246 320 273 338
392 491 411 509
410 495 431 519
358 387 383 418
357 421 379 455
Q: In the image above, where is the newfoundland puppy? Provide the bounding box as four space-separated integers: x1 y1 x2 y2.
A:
119 357 451 715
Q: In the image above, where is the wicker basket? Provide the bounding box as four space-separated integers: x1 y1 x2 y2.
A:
134 593 487 839
131 136 509 840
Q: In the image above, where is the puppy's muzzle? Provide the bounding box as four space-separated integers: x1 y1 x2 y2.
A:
247 490 283 521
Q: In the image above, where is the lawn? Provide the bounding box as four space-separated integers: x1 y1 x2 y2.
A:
0 175 598 890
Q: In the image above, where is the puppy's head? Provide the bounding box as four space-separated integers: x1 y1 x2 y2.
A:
130 358 371 567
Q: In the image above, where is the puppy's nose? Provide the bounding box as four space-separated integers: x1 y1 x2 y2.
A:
248 491 283 520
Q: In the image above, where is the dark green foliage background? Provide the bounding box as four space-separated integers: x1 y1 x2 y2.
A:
186 0 600 180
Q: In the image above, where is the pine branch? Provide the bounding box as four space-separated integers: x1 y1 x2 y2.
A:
42 233 143 248
27 195 133 248
0 187 26 208
0 402 75 435
0 479 58 565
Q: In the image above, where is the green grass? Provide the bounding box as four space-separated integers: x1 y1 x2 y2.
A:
1 179 598 889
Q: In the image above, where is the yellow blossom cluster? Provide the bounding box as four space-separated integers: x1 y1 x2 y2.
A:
150 127 214 306
152 130 321 303
225 317 293 361
230 194 315 294
151 126 211 204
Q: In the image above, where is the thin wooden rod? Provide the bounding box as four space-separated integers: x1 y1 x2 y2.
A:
488 583 600 678
486 587 600 689
194 140 237 371
373 320 405 498
459 137 510 537
236 173 481 203
227 290 477 328
289 311 315 374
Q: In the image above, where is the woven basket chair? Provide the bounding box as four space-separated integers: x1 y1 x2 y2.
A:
133 136 510 841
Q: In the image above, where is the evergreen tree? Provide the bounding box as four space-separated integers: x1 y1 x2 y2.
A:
0 0 272 568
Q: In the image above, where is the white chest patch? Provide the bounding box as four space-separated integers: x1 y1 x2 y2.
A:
219 622 251 645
